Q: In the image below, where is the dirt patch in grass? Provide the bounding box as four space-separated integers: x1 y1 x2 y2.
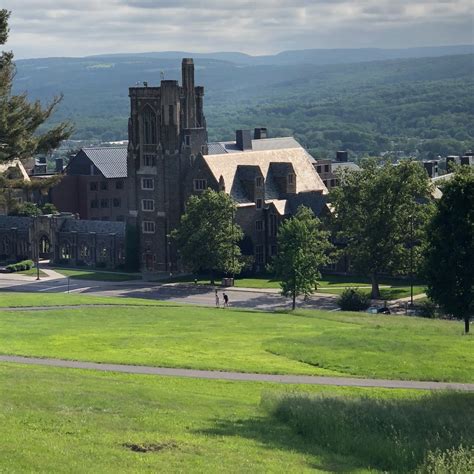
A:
123 441 179 453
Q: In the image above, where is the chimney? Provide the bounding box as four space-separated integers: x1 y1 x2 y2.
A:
38 156 47 164
254 127 268 140
236 130 252 151
461 155 473 166
55 157 63 173
446 155 459 172
423 160 438 178
182 58 196 129
336 151 348 162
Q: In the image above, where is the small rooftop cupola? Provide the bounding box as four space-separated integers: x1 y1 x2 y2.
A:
236 130 252 151
254 128 268 140
336 151 348 162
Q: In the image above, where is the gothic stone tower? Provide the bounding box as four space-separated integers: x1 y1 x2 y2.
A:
127 58 207 272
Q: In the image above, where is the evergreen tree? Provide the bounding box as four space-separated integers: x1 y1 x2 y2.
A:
270 206 333 310
171 189 244 283
330 159 434 298
0 10 72 164
424 166 474 333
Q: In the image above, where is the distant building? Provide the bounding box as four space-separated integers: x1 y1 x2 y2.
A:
313 151 360 189
52 147 128 221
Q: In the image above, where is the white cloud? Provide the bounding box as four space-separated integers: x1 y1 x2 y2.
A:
3 0 473 58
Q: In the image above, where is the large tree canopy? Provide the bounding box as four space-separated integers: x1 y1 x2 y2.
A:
171 189 244 282
270 205 333 310
330 159 434 298
424 166 474 333
0 9 72 164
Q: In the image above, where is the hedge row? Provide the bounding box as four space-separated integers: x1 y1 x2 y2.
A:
6 259 35 272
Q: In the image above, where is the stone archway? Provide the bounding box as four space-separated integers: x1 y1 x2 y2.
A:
38 234 52 259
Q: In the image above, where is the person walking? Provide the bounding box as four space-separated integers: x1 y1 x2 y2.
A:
223 293 229 308
215 290 220 308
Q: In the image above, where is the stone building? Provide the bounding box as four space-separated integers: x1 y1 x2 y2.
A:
52 147 128 221
313 151 360 190
0 214 125 269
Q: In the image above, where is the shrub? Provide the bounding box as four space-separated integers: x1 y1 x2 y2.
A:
6 259 34 272
417 300 438 319
262 391 474 473
338 287 370 311
418 445 474 473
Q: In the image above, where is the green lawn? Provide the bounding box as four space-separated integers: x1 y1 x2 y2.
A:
0 292 165 308
0 296 471 382
168 274 426 299
17 268 48 277
52 267 142 282
0 363 432 473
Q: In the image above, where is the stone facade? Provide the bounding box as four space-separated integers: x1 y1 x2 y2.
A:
0 214 125 269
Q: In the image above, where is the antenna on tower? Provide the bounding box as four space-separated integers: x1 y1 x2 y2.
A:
160 71 165 81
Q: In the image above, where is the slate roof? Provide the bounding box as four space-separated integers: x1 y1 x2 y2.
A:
60 219 125 236
81 147 128 178
331 161 360 172
202 148 327 207
207 137 315 162
0 216 32 231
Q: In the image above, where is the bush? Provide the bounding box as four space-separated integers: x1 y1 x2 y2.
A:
338 287 370 311
6 259 34 272
417 300 438 319
262 391 474 472
418 445 474 473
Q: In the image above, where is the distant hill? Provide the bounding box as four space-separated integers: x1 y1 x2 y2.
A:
12 48 474 157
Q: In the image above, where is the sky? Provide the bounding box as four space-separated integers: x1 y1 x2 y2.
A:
3 0 474 59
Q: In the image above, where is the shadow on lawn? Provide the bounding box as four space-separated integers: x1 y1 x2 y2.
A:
196 415 359 472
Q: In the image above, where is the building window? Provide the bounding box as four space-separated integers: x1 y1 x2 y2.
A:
143 106 157 145
255 220 263 232
324 164 330 173
143 221 156 234
184 135 191 146
90 182 98 191
255 176 263 187
287 174 294 184
90 199 98 209
100 181 108 191
141 178 154 190
256 198 263 209
271 245 277 256
142 199 155 211
316 165 322 173
79 244 89 258
255 244 264 264
100 198 109 208
113 198 121 208
60 242 71 260
115 180 124 190
330 179 336 188
143 154 156 167
194 179 207 191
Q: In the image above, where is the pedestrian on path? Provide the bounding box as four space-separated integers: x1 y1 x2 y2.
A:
215 289 220 308
223 293 229 308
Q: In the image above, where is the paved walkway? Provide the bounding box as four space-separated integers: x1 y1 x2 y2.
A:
0 355 472 391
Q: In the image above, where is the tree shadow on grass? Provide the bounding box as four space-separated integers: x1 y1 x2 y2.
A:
196 415 364 472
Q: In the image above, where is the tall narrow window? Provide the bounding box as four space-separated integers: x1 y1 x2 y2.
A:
142 106 157 144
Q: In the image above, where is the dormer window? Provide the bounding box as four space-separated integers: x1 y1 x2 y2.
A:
194 179 207 191
288 174 294 184
256 176 263 187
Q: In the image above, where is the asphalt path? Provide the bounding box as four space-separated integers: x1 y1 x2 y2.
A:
0 355 472 391
0 275 338 311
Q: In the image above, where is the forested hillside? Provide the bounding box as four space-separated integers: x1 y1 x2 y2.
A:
13 50 474 157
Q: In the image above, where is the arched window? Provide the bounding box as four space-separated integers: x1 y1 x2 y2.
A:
79 243 89 258
60 242 71 260
142 106 157 145
1 237 9 255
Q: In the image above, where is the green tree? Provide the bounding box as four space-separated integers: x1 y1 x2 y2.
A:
330 159 434 298
9 202 41 217
171 189 244 283
423 167 473 333
0 10 72 164
270 206 333 310
41 203 58 215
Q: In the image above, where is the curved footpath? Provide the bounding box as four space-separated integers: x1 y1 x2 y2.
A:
0 355 472 391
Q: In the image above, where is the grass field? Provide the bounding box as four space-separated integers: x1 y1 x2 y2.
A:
0 292 165 308
52 267 142 282
168 274 426 299
0 294 471 382
0 363 441 473
17 268 48 277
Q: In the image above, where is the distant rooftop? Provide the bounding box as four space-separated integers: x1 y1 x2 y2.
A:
80 147 128 179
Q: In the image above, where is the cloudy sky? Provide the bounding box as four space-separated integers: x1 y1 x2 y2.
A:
3 0 473 59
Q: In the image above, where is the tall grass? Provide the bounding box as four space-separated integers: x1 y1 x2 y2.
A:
261 391 474 472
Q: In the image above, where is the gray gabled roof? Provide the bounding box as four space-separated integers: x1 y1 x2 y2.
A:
82 147 128 179
0 216 32 231
60 219 125 236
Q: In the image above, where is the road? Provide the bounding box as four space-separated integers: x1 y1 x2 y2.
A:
0 274 339 311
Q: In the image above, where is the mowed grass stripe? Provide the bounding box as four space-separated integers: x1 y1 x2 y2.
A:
0 299 471 382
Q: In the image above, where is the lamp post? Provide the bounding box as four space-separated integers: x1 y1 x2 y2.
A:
33 215 40 280
409 215 414 307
